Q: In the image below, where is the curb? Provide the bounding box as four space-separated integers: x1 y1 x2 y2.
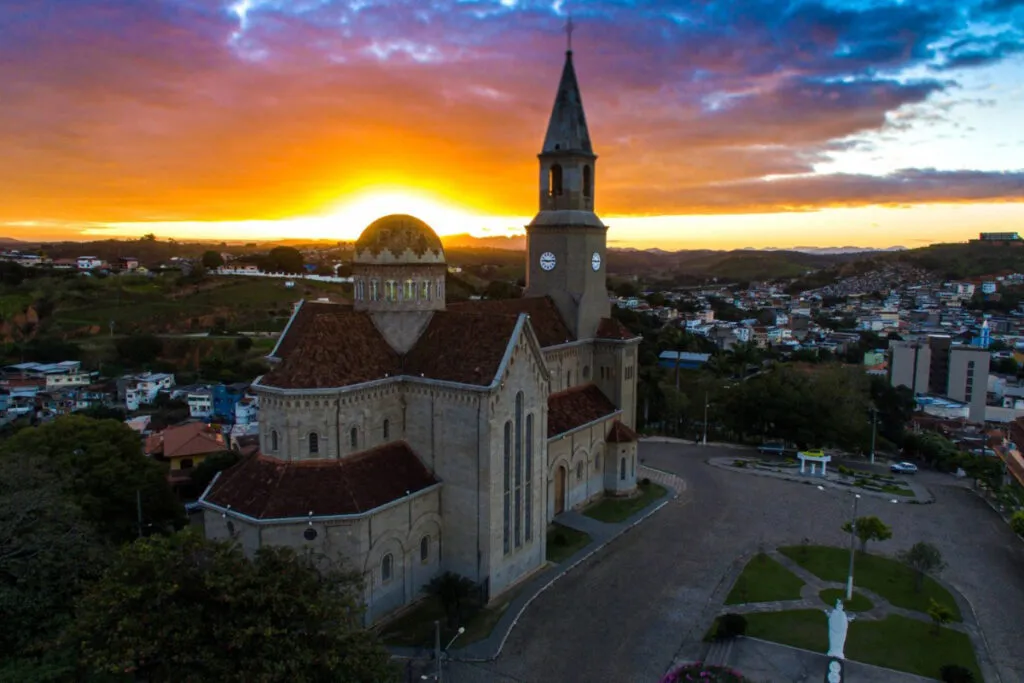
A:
452 481 679 663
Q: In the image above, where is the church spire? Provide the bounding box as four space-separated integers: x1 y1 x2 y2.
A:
541 49 593 156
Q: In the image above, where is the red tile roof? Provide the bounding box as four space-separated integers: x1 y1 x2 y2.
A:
203 442 438 519
159 423 227 459
606 420 638 443
450 296 573 347
263 304 401 389
404 311 520 385
547 384 619 438
263 301 529 390
596 317 638 341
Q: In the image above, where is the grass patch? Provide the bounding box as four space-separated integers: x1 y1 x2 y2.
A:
744 609 829 653
745 611 981 680
779 545 960 620
582 481 667 523
848 615 982 681
546 523 591 564
881 485 915 497
725 553 805 605
819 588 873 612
379 591 517 649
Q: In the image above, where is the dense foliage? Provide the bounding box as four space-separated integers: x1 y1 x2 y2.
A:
902 432 1005 487
73 532 397 683
661 663 754 683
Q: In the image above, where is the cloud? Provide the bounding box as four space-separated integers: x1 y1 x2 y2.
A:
0 0 1022 225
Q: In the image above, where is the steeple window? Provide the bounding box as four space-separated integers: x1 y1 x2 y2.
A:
548 164 564 197
583 165 592 198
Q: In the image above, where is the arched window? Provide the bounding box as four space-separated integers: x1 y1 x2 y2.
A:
270 429 279 452
595 454 601 470
381 553 393 584
370 279 380 301
576 460 584 480
385 280 398 302
503 420 512 555
350 427 358 449
403 279 415 301
383 419 390 440
583 165 592 198
583 365 590 380
525 413 533 542
548 164 563 197
420 536 430 563
566 370 572 389
421 280 432 300
620 457 627 481
308 432 319 455
632 456 636 478
514 392 524 548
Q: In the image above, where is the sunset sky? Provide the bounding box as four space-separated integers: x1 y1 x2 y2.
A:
2 0 1023 249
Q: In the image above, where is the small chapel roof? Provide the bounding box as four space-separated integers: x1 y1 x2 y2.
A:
606 420 639 443
202 441 437 519
547 383 619 438
596 317 639 341
542 50 594 156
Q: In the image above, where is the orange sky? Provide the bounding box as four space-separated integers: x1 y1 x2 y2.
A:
2 1 1023 248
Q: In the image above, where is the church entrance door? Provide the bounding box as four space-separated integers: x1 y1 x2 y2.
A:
554 466 566 514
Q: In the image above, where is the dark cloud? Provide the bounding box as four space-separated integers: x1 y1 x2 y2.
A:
0 0 1021 222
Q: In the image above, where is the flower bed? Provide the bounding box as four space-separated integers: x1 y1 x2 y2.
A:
660 663 754 682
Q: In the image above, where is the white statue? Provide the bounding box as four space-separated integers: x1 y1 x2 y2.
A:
824 599 856 659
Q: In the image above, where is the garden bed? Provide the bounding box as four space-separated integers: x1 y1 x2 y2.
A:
725 553 805 604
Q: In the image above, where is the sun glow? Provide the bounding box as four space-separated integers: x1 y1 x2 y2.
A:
323 188 497 239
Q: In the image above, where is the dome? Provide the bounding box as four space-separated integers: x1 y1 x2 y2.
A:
354 214 446 265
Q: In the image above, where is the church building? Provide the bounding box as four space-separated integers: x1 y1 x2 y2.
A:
199 46 641 624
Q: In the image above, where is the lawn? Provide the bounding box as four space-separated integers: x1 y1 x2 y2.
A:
379 590 518 649
744 610 982 680
819 588 873 612
724 553 805 605
583 481 667 523
546 523 592 564
778 545 961 620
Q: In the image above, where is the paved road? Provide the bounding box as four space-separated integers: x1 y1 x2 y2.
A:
447 442 1024 683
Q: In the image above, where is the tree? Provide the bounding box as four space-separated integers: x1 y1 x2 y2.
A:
0 416 185 544
842 515 893 553
265 246 304 273
1010 510 1024 537
0 454 104 680
898 542 946 592
115 333 164 366
72 532 397 682
423 571 477 629
186 450 239 499
483 280 521 300
201 250 225 269
927 598 954 635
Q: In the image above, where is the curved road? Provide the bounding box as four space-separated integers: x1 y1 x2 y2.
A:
449 442 1024 683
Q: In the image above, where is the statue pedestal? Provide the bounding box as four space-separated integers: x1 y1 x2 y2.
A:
824 657 844 682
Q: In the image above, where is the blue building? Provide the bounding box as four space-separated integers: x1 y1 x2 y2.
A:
658 351 711 371
212 383 249 422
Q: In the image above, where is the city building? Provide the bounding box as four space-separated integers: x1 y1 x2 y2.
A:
888 336 990 422
199 46 641 625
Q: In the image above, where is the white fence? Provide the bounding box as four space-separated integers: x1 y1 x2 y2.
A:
214 267 353 284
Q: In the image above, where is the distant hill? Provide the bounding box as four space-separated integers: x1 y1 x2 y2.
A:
889 241 1024 279
441 233 526 250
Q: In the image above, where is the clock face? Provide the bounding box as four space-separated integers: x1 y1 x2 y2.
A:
540 252 557 271
591 251 602 271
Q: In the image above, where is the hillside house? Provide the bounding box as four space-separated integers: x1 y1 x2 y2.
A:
146 422 226 482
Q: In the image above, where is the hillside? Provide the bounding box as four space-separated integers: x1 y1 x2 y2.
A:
891 241 1024 279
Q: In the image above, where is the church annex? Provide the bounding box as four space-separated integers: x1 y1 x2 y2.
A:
199 46 642 624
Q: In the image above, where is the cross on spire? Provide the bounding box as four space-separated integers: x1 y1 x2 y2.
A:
566 14 575 52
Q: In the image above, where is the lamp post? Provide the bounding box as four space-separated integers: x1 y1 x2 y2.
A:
869 406 878 465
845 494 859 602
701 391 709 446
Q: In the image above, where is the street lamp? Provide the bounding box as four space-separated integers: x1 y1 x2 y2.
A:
818 485 898 601
422 623 465 682
701 391 709 446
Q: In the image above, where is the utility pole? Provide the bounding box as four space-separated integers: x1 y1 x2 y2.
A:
846 494 859 601
433 620 442 683
869 407 878 465
702 391 709 446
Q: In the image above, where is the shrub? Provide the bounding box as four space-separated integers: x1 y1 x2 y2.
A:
1011 511 1024 537
732 459 748 468
714 613 748 640
641 477 651 486
661 663 754 683
939 664 975 682
553 532 568 547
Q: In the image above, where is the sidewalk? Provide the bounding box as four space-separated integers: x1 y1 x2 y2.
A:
706 456 934 504
389 465 681 663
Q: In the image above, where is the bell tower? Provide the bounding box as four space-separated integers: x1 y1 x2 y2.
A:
524 42 610 341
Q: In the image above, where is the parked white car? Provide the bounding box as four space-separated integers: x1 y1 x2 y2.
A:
890 461 918 474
